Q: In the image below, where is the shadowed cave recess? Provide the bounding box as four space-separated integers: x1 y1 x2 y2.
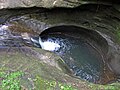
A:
32 25 116 84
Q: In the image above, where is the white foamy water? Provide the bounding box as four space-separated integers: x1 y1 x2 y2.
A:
0 25 8 35
39 37 60 51
0 25 9 40
39 32 104 83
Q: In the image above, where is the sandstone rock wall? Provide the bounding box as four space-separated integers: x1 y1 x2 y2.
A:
0 0 114 9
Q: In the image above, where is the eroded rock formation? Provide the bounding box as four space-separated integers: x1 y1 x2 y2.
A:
0 0 120 89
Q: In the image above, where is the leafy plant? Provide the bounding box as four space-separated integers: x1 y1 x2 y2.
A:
116 27 120 41
0 71 23 90
34 76 77 90
59 83 77 90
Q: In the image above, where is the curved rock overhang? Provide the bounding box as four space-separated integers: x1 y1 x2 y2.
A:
40 25 120 77
0 2 120 84
41 25 108 55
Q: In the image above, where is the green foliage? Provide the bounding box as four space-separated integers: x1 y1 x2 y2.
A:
88 82 120 90
34 76 77 90
59 83 77 90
117 31 120 39
116 27 120 42
0 71 23 90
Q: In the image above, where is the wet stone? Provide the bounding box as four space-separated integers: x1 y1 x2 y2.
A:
37 26 116 84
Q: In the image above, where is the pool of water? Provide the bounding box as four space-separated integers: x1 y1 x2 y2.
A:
39 32 104 83
0 22 116 84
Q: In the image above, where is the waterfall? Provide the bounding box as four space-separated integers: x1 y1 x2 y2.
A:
38 36 43 48
38 36 60 51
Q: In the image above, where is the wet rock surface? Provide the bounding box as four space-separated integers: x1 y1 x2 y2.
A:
0 47 90 90
39 25 118 84
0 3 120 90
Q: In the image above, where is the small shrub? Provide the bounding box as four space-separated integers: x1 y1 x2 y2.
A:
34 76 77 90
0 71 23 90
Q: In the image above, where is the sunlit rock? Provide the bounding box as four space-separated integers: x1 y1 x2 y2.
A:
0 0 115 9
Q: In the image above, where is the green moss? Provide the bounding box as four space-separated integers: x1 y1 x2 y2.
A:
1 48 119 90
115 26 120 43
88 82 120 90
0 71 23 90
34 76 77 90
117 31 120 40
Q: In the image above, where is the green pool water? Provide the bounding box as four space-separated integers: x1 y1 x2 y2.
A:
40 32 104 83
